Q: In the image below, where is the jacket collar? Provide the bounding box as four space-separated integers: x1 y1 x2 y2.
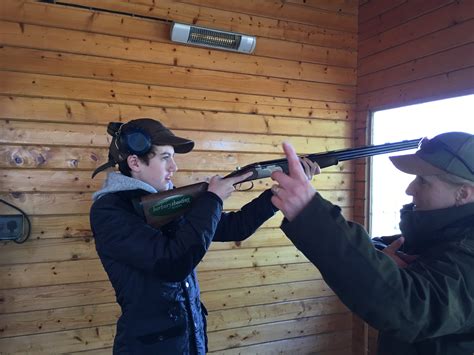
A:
399 202 474 254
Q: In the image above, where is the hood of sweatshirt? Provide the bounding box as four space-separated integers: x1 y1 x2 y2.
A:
92 172 158 201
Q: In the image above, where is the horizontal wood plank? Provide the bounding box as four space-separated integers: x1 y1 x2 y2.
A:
0 263 323 313
0 20 356 85
0 259 108 290
61 0 357 38
0 304 349 353
0 281 115 314
358 19 474 77
207 296 348 331
357 66 474 111
208 313 351 351
209 229 291 251
173 0 357 32
0 237 97 266
0 324 115 354
359 0 454 41
0 71 356 112
199 262 323 292
358 1 473 59
0 46 355 102
0 280 336 338
358 0 406 24
0 228 297 265
266 0 358 16
200 245 309 270
0 95 355 122
358 43 474 94
202 279 334 312
255 36 357 67
24 215 92 240
0 0 357 62
0 245 323 289
0 303 119 338
209 331 351 354
0 119 352 148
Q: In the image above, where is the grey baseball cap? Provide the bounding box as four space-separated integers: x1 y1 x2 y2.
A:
390 132 474 182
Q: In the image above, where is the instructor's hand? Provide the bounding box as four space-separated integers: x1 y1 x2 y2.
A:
271 142 316 221
381 237 419 268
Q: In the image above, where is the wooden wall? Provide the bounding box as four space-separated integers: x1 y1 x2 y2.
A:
355 1 474 354
0 0 358 354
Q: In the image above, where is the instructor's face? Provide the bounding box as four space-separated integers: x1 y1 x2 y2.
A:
405 175 459 211
135 145 177 191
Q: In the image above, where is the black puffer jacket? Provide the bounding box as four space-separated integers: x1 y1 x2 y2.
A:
90 173 276 354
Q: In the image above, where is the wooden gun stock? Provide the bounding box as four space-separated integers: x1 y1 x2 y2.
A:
134 138 422 228
134 182 208 228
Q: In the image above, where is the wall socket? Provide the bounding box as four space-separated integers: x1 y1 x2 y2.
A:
0 215 24 241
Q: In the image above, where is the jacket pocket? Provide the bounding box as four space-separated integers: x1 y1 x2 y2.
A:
126 303 187 347
136 323 186 345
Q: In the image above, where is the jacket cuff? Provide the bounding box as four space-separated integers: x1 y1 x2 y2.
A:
203 191 223 206
262 188 279 214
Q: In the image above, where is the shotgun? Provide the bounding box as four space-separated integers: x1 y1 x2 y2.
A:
133 138 422 227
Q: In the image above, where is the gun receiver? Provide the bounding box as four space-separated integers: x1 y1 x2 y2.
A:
134 138 422 227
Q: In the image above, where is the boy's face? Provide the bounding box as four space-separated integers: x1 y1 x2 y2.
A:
132 145 177 191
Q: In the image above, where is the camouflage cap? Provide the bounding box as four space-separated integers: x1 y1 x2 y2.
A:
390 131 474 182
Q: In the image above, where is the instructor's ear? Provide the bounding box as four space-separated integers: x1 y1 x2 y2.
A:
455 185 474 206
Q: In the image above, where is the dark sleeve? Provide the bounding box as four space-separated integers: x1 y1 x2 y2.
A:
371 235 402 250
213 189 278 242
90 191 223 282
281 193 474 342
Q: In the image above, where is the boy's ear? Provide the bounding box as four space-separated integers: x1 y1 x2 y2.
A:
127 155 141 172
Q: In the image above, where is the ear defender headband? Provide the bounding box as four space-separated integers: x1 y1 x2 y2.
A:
111 122 153 156
91 122 153 178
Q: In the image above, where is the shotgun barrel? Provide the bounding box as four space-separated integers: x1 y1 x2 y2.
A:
134 138 422 228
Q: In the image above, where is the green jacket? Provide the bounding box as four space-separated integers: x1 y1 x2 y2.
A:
282 194 474 355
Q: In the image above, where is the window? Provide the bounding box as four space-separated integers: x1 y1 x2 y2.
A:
370 94 474 237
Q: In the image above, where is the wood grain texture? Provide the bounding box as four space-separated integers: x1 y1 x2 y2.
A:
0 46 355 102
0 95 355 122
359 0 454 41
0 0 361 353
356 1 474 354
358 1 473 59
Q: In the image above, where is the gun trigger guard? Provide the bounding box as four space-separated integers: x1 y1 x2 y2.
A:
235 181 254 192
